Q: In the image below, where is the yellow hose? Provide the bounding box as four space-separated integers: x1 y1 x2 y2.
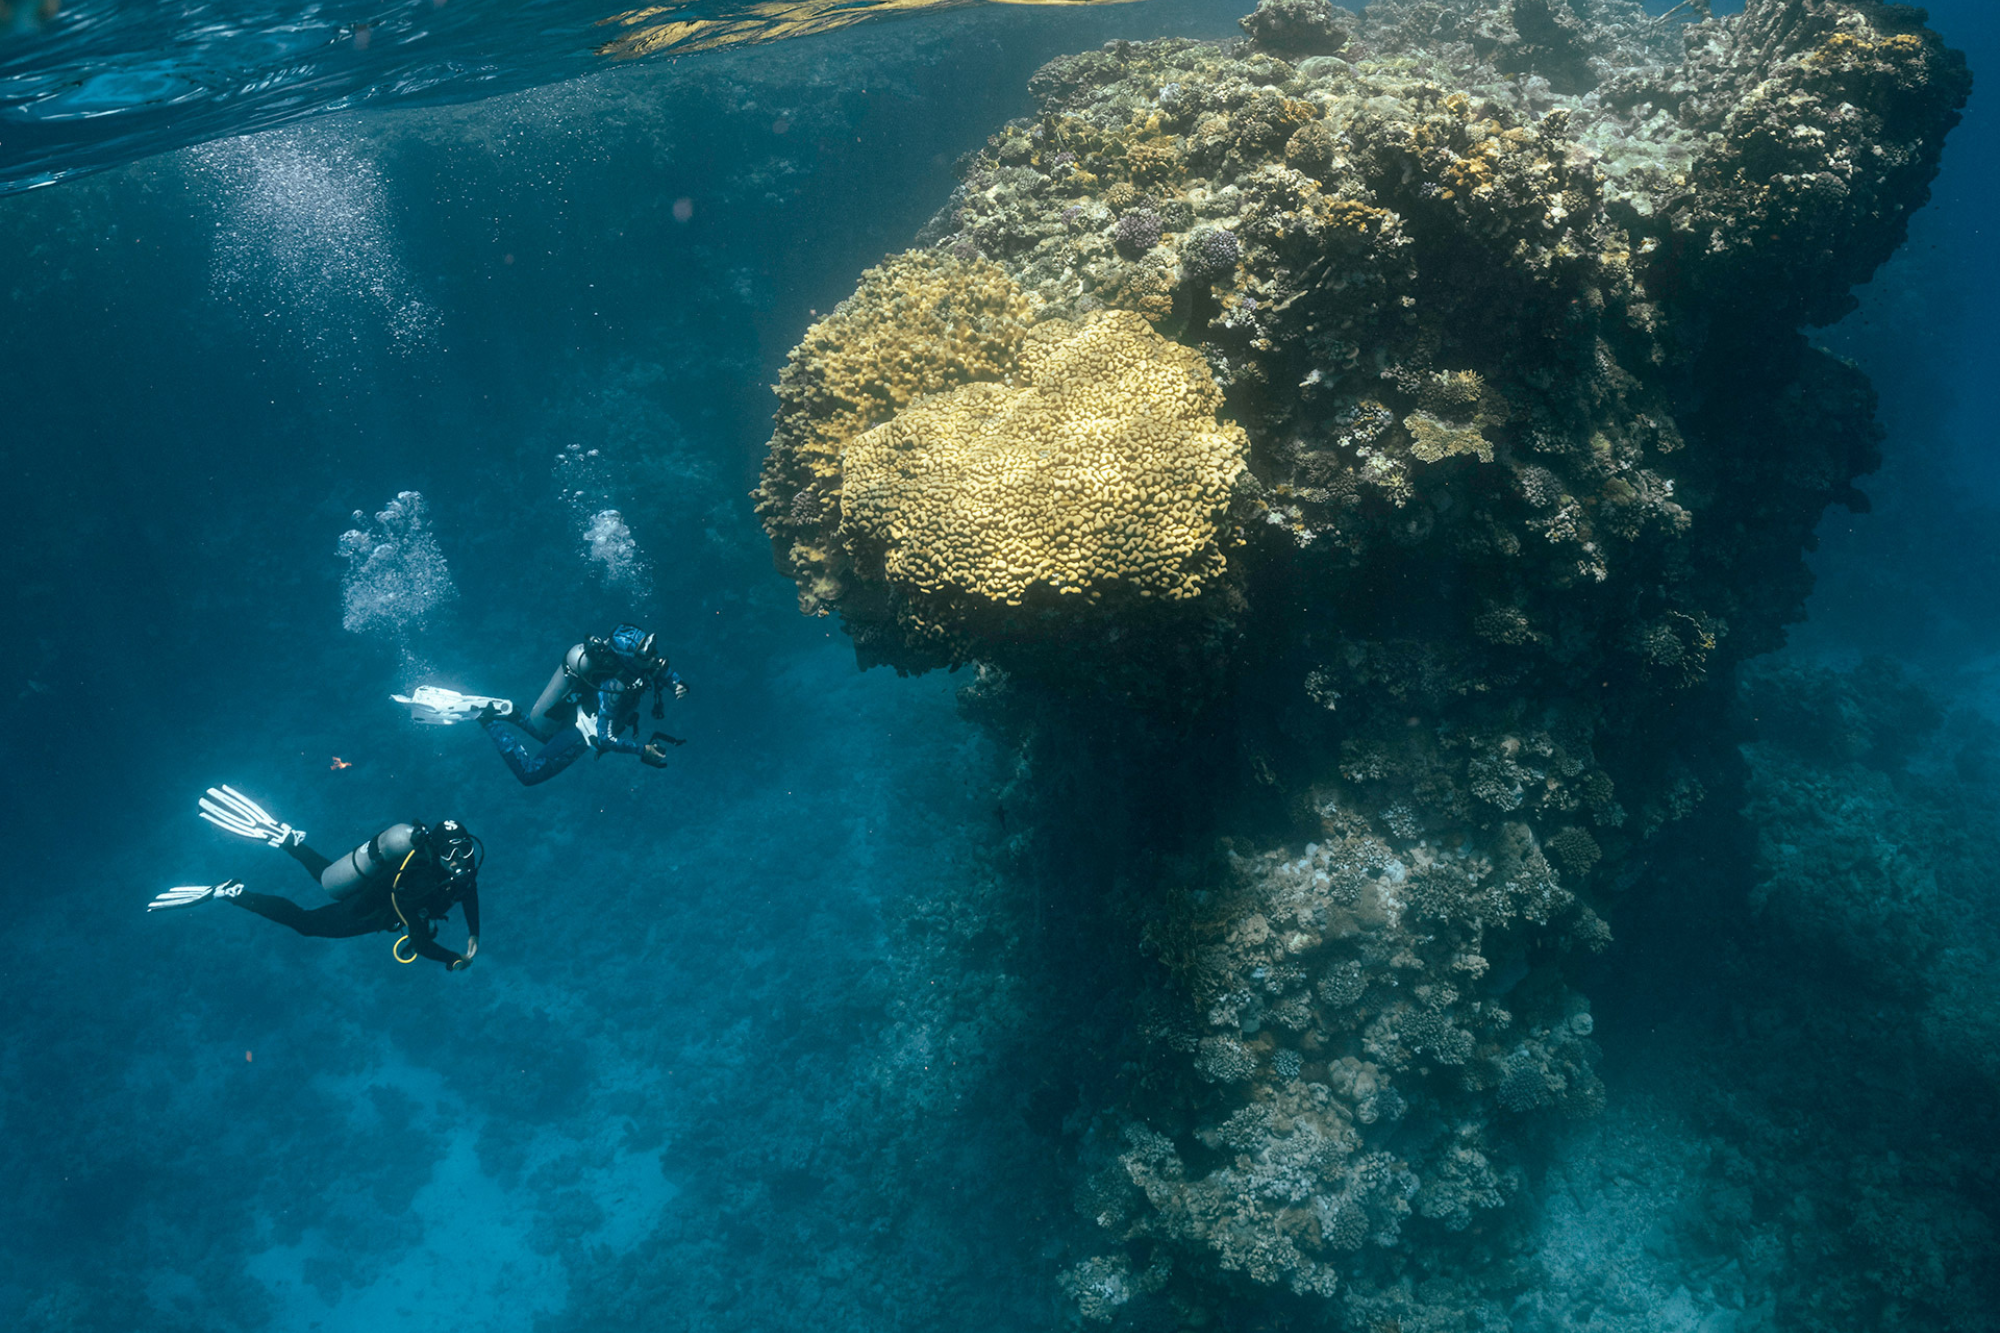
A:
390 849 420 963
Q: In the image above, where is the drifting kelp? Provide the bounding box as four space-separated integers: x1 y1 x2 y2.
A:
757 0 1969 1322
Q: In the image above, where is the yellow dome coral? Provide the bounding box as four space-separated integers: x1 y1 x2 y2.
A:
754 250 1036 616
837 309 1248 661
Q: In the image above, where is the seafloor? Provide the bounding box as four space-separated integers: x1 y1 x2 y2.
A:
0 2 1995 1331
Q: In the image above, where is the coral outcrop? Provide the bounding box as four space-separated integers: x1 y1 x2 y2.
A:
752 0 1969 1322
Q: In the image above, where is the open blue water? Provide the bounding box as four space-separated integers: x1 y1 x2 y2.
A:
1 2 1995 1330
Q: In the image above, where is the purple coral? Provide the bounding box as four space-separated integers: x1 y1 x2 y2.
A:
1112 209 1163 254
1181 226 1240 279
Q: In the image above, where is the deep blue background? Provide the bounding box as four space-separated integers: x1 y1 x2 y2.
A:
0 6 1254 1329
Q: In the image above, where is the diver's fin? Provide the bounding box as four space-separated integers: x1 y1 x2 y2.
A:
198 786 300 847
392 686 515 726
147 879 244 912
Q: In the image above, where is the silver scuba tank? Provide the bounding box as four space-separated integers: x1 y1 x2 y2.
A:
321 822 423 901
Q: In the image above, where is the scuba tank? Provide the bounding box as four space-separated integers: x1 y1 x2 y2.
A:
321 822 423 901
518 639 652 739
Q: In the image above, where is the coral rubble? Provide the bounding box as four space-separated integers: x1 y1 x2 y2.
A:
754 0 1970 1321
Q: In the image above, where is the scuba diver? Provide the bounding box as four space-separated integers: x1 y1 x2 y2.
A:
472 623 689 787
147 786 482 971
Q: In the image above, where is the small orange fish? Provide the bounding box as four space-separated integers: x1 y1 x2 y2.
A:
330 757 352 771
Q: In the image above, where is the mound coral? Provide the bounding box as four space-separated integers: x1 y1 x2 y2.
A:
837 310 1248 666
753 250 1034 626
1240 0 1352 60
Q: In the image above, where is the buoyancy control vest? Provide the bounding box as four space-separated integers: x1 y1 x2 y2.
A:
565 638 672 721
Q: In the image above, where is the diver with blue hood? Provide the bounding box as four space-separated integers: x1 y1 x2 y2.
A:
467 623 688 787
148 786 482 971
386 622 690 785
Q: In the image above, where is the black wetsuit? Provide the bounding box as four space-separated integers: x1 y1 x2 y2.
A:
233 825 479 968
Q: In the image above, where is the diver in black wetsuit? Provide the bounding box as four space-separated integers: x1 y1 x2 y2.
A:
479 622 689 787
149 786 481 971
245 820 481 969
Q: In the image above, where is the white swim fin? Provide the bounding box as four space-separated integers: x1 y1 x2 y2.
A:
392 686 515 726
147 879 244 912
199 785 301 847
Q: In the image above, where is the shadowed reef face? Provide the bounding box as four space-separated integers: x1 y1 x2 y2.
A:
756 0 1971 1321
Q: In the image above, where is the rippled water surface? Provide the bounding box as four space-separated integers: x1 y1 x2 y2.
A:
0 0 1128 190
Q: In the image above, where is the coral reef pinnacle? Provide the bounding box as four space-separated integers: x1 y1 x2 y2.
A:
754 0 1969 1321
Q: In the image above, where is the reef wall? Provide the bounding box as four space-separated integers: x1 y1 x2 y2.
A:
754 0 1970 1323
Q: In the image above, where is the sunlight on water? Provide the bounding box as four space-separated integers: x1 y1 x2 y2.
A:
596 0 1141 56
0 0 1140 191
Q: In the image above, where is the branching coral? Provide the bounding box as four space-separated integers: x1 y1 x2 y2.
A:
1103 805 1602 1298
1110 208 1163 254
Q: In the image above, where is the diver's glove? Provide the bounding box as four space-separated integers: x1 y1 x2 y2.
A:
640 732 687 768
147 879 244 912
448 951 475 972
198 785 303 848
652 677 688 718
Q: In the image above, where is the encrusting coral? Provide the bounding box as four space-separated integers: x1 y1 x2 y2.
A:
752 0 1969 1322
